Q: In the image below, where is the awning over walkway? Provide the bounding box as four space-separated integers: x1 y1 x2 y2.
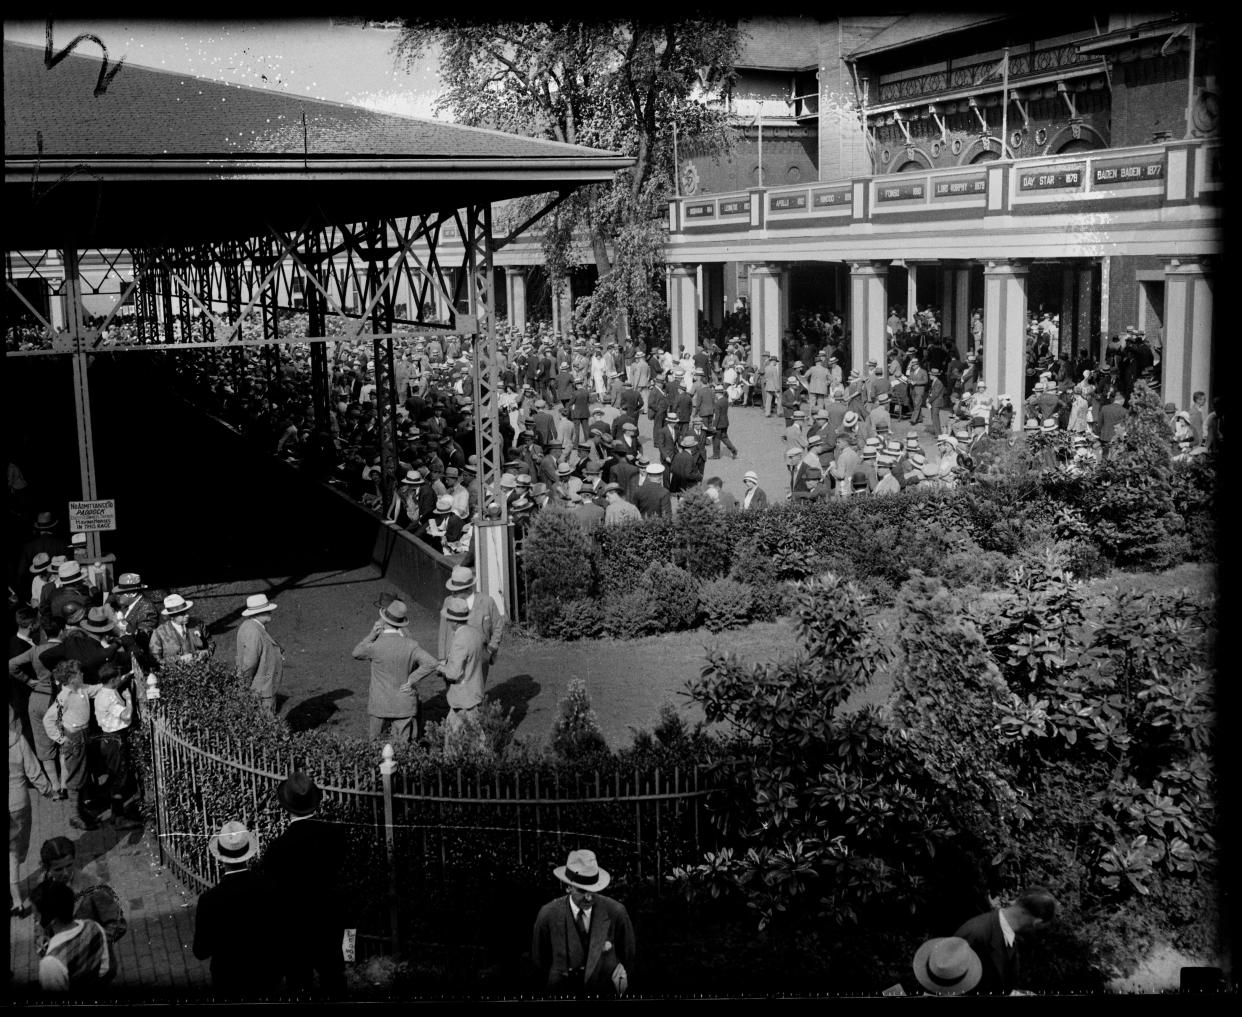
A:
4 39 632 249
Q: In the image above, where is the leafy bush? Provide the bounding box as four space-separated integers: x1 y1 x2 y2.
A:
674 491 733 579
600 589 662 638
638 560 700 631
548 677 610 763
699 577 754 632
523 506 596 602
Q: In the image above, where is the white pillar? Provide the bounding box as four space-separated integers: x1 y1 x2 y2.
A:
982 259 1030 430
1162 258 1213 409
748 263 785 369
504 267 528 333
668 264 699 357
849 260 889 376
907 263 919 324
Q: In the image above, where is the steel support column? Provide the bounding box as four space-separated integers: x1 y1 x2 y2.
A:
62 248 102 562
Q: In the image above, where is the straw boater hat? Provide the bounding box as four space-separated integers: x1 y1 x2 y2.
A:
554 849 611 893
380 599 410 627
434 495 454 514
644 463 665 476
57 561 86 584
446 566 475 592
444 597 470 623
912 937 982 996
679 436 697 449
241 593 277 617
29 552 51 575
162 593 192 616
113 573 146 593
208 820 259 865
276 772 322 817
80 606 116 635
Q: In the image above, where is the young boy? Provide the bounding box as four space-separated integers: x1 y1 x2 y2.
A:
92 663 142 828
42 661 101 830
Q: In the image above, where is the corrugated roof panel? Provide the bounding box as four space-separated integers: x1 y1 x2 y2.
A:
3 40 622 161
847 13 1011 61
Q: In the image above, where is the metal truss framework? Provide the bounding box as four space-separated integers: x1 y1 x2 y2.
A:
5 200 530 611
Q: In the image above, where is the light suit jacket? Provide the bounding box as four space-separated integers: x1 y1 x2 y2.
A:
235 618 284 698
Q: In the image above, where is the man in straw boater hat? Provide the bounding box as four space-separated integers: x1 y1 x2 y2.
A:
234 593 284 717
908 936 983 996
437 566 504 671
260 771 347 997
148 593 211 670
531 849 635 997
351 598 438 743
193 820 281 995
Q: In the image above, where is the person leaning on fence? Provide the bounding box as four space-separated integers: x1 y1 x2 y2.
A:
260 772 347 998
352 599 438 744
531 849 634 997
193 820 281 997
92 662 143 829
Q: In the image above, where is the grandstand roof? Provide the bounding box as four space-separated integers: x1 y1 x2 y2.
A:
3 40 631 249
846 13 1011 61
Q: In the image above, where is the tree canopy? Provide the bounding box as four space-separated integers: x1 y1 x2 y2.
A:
393 19 743 340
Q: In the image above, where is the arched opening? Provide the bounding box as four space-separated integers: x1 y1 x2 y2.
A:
969 148 1000 164
1053 138 1102 155
896 160 926 173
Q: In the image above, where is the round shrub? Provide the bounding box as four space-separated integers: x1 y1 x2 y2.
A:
601 590 663 638
524 506 596 603
674 491 733 578
700 577 755 632
529 596 604 641
638 560 701 631
1058 538 1112 582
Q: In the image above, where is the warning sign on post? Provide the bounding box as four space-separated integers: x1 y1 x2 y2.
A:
69 499 116 532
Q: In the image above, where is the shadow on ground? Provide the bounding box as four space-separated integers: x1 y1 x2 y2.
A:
285 689 356 732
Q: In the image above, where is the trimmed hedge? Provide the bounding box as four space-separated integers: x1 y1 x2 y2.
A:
527 396 1217 638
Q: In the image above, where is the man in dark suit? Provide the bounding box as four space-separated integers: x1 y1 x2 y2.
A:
261 773 348 997
609 444 641 501
531 849 634 996
193 821 281 996
647 378 669 429
710 384 738 459
669 436 702 494
953 888 1058 995
633 465 672 518
654 413 681 469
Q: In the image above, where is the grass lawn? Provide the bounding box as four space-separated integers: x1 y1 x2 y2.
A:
501 561 1217 747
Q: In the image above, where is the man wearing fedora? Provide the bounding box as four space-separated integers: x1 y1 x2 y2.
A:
952 888 1058 994
108 574 158 675
193 820 281 995
352 598 438 743
39 601 126 687
438 566 504 667
261 772 347 997
149 593 212 671
236 594 284 717
38 560 96 634
16 511 67 606
531 849 635 996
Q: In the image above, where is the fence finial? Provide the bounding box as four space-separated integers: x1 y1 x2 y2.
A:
380 742 396 776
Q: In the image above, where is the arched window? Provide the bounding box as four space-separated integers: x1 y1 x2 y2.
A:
970 149 1000 164
1053 138 1102 155
896 159 926 173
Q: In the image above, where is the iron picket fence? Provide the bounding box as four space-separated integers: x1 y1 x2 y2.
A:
145 703 716 961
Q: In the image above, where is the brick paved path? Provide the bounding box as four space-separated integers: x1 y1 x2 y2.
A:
8 791 210 999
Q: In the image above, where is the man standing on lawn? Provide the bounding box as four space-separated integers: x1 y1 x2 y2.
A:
353 599 439 743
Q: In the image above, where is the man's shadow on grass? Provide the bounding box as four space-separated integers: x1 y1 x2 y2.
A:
284 689 354 732
419 674 539 730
